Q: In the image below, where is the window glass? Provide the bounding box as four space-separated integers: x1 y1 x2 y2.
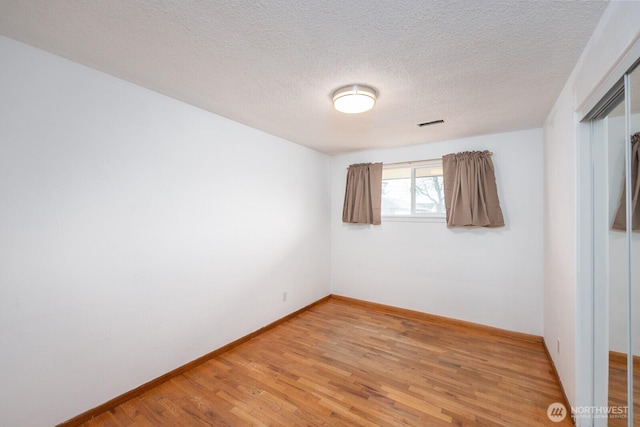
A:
415 172 445 214
381 167 411 216
382 161 445 218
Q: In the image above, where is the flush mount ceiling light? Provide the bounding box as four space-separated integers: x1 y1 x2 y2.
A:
332 84 377 114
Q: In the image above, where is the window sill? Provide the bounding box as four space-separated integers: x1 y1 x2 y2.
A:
382 215 446 223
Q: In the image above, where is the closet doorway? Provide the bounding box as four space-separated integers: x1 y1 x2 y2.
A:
588 62 640 427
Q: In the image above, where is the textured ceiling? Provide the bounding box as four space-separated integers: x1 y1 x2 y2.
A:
0 0 608 154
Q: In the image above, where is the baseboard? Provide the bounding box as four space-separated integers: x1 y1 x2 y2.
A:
329 294 542 343
542 338 574 425
57 295 331 427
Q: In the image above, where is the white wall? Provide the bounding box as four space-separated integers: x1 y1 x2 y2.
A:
330 129 544 335
0 36 331 427
543 0 640 414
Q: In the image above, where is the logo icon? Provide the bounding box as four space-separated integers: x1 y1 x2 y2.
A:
547 402 567 422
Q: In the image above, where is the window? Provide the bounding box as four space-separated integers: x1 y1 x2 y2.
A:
381 160 445 219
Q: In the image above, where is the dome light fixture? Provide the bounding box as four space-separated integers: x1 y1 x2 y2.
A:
332 84 377 114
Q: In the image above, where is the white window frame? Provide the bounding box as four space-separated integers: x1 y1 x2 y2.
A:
381 159 446 222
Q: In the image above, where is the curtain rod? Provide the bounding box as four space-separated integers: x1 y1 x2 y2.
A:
346 151 493 169
383 158 440 167
383 151 493 167
345 158 439 170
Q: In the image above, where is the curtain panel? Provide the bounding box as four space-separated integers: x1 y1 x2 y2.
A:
442 150 504 227
612 132 640 231
342 162 383 225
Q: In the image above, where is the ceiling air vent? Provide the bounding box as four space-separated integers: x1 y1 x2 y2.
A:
418 119 444 127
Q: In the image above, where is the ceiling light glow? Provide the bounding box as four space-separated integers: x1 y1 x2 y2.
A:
332 84 377 114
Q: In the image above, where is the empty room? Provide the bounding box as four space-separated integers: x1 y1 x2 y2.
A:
2 1 640 426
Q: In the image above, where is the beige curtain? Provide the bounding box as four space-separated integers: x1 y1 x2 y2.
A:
442 150 504 227
612 132 640 231
342 163 383 225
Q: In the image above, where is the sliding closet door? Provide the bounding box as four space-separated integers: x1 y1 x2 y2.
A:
606 97 631 427
592 63 640 427
630 65 640 427
591 93 629 427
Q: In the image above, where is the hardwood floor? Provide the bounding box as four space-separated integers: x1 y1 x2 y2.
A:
608 352 639 426
78 298 571 426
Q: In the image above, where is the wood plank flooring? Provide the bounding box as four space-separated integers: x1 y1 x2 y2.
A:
608 353 639 426
79 298 571 426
